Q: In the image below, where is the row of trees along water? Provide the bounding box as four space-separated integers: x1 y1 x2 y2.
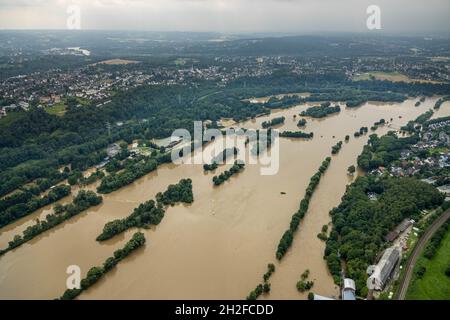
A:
280 131 314 139
60 232 146 300
325 129 446 296
300 102 341 118
0 184 71 228
262 116 285 129
2 77 448 198
246 263 276 300
324 175 445 296
212 161 246 186
96 179 193 241
1 190 103 255
203 147 239 172
276 157 332 260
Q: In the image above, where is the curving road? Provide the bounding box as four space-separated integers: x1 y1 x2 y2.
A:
396 210 450 300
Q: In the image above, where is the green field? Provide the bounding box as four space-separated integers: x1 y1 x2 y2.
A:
353 71 411 82
406 228 450 300
0 110 26 128
353 71 443 84
45 97 91 116
46 102 67 116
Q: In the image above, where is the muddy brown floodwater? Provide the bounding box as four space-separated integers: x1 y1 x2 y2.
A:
0 98 449 300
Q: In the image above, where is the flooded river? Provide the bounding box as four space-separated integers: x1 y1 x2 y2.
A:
1 98 449 300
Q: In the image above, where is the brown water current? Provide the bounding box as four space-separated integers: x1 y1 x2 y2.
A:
1 98 449 300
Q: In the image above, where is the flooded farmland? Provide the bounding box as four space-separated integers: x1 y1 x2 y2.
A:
1 98 449 300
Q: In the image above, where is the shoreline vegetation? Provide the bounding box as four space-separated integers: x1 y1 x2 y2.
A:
297 269 314 293
0 190 103 256
371 118 386 131
324 175 444 296
401 109 434 133
276 157 332 260
212 161 246 186
1 74 448 202
280 131 314 139
300 102 340 118
250 129 275 156
246 263 276 300
0 184 71 228
263 95 303 110
2 32 450 301
297 118 307 127
325 127 446 297
96 179 193 241
203 147 239 172
434 96 450 110
97 156 159 194
60 231 146 300
262 116 285 129
248 156 333 300
331 141 343 155
354 126 369 138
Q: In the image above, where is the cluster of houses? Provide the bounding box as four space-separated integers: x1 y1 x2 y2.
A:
0 101 29 118
0 67 154 118
2 54 365 120
370 125 450 179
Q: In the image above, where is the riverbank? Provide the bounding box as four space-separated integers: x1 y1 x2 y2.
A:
1 97 449 299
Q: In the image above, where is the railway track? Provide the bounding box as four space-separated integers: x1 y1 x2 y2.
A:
396 210 450 300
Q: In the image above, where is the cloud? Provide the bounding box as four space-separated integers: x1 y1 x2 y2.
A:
0 0 448 34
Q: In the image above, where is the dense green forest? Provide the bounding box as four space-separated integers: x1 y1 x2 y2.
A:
1 65 450 235
1 72 449 200
60 231 146 300
324 176 444 296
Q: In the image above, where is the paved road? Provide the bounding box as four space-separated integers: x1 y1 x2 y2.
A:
396 210 450 300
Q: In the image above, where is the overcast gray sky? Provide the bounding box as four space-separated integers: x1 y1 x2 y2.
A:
0 0 449 34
